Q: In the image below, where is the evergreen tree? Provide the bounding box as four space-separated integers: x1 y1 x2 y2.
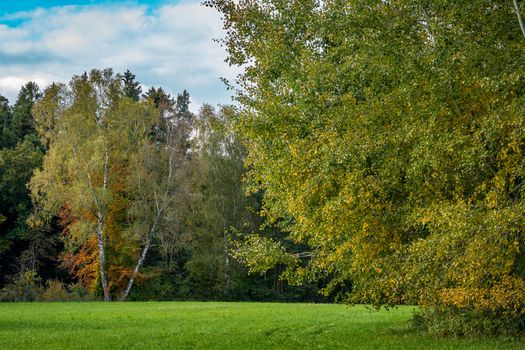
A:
176 90 191 117
174 90 194 155
12 82 41 140
0 95 15 149
121 69 142 102
143 87 174 113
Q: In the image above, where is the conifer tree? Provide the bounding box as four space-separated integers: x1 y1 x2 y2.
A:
121 69 142 102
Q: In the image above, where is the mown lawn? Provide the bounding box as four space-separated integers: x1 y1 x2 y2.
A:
0 302 522 349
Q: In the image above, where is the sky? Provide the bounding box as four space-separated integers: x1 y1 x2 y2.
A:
0 0 238 112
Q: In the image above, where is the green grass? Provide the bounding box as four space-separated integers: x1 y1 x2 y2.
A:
0 302 522 349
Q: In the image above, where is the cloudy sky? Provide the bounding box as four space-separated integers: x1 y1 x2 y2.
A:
0 0 238 112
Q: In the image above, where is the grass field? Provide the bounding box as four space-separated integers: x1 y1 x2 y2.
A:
0 302 522 349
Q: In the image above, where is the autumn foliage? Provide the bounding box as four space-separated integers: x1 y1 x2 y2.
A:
210 0 525 334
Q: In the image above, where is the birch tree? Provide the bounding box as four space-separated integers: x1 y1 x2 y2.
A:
210 0 525 335
120 100 185 301
31 69 152 301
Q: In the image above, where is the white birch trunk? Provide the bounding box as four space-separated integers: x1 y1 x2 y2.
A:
120 237 151 301
514 0 525 38
96 215 111 301
120 115 178 300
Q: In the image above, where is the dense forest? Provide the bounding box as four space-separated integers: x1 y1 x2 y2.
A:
0 69 323 303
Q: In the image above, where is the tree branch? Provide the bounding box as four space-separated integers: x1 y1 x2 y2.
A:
514 0 525 39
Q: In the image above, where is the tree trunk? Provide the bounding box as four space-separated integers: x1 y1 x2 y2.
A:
96 216 111 301
514 0 525 38
120 213 162 301
120 238 151 301
223 232 230 297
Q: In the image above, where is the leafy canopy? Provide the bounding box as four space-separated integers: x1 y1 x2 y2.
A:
209 0 525 332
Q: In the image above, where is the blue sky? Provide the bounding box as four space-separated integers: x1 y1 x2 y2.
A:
0 0 237 111
1 0 172 13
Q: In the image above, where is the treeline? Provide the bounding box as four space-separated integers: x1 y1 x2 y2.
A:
0 69 323 302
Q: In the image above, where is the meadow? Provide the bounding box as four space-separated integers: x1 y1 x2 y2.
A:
0 302 522 349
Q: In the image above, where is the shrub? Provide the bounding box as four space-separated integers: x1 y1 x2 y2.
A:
0 271 96 302
68 283 95 301
0 270 42 302
39 280 95 302
411 307 525 337
40 280 72 301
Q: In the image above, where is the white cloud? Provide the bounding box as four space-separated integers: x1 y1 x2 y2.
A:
0 2 239 111
0 74 60 97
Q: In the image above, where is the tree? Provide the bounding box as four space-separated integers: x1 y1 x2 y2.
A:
176 90 191 117
121 69 142 102
209 0 525 334
32 83 63 148
31 69 153 301
120 95 187 301
0 95 15 149
12 82 41 140
174 90 194 155
31 70 194 301
143 87 175 113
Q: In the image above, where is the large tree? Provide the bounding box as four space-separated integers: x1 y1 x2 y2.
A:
12 82 42 140
209 0 525 334
31 69 154 301
120 92 189 301
121 69 142 102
